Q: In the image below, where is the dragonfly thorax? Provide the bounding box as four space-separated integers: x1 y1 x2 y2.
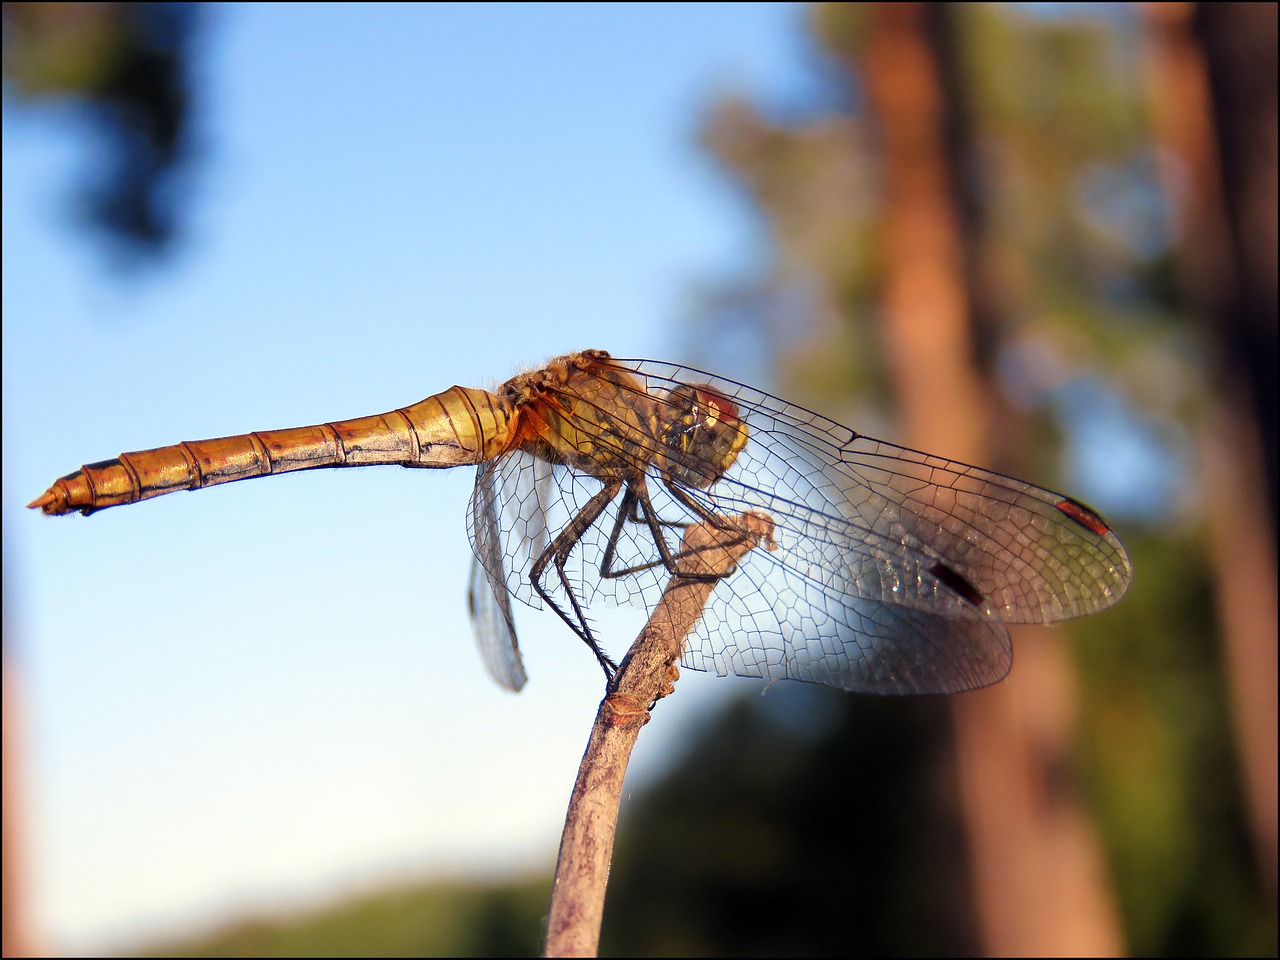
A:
654 384 749 489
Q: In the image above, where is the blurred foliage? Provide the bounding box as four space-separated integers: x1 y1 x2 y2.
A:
131 876 551 959
602 687 978 957
1 1 199 264
1073 529 1270 955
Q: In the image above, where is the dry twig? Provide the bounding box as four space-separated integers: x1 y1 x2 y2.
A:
542 511 775 957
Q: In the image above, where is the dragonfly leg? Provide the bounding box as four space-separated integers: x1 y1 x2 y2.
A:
621 489 688 531
597 486 667 578
659 479 763 571
599 483 680 579
599 479 744 582
529 478 623 678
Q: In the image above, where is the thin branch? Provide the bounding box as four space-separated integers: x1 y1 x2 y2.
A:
542 511 775 958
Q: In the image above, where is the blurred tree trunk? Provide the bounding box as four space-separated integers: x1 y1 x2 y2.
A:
856 5 1124 954
1140 0 1278 898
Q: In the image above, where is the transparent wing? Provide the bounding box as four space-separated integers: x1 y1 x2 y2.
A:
466 355 1131 695
685 573 1013 694
466 459 528 692
468 448 662 615
606 357 1133 623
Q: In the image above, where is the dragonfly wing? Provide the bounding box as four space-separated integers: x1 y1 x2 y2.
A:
829 436 1132 623
684 568 1013 694
466 460 528 691
576 357 1134 694
647 472 1015 693
611 358 1133 624
512 451 557 576
473 447 667 613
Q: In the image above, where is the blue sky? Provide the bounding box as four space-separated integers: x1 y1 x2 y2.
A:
3 4 816 950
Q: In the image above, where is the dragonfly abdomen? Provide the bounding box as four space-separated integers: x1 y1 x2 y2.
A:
29 385 518 516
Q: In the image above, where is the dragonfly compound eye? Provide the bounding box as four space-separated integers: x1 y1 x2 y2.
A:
655 384 749 489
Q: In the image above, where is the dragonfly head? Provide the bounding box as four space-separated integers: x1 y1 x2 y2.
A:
654 384 749 489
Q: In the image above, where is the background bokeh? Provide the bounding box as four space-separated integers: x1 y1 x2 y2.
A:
3 4 1274 956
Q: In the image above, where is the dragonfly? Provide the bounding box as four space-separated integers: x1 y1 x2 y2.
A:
30 349 1132 695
